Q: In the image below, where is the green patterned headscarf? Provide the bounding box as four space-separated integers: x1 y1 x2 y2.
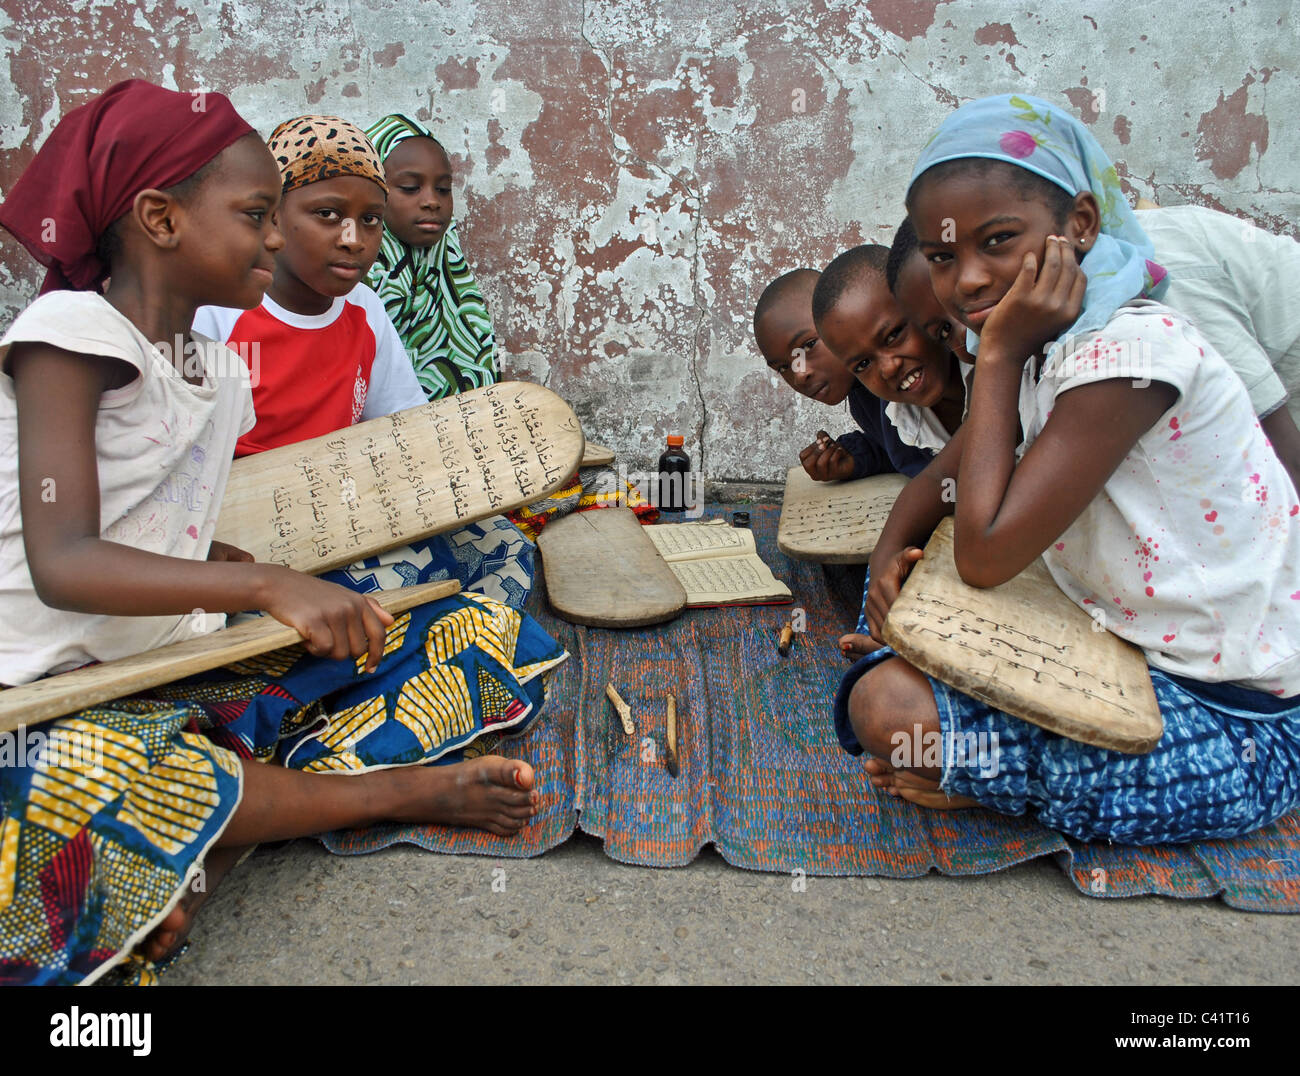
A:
364 114 497 400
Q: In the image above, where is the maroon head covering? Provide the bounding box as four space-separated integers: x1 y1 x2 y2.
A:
0 79 254 293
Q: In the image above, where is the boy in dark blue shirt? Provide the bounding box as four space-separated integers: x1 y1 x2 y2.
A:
753 266 932 482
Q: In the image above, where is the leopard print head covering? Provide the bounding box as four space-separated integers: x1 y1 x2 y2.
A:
267 115 387 196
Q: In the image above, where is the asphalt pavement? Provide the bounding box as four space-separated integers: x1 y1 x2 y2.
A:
165 829 1298 986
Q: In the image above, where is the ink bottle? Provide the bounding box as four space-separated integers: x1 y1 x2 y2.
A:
657 435 690 514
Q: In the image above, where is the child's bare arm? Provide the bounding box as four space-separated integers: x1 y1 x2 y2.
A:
861 425 965 641
954 241 1175 586
12 342 393 670
1261 408 1300 498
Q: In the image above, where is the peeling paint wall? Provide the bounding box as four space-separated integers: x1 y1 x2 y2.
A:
1 0 1295 481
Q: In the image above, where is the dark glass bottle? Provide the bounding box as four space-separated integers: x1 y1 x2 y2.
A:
657 435 690 514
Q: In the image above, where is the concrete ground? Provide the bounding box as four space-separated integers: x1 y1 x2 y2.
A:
166 830 1299 986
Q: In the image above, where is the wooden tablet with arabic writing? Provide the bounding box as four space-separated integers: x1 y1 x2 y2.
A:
777 467 908 564
215 381 584 575
881 517 1162 754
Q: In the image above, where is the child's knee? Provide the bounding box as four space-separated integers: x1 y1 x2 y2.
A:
847 657 939 757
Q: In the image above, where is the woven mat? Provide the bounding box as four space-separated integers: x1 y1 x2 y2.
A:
322 506 1300 912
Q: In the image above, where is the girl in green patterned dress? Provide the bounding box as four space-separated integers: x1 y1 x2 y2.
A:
365 114 498 400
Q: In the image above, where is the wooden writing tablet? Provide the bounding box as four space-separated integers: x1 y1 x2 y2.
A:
538 508 687 628
3 383 583 728
0 581 460 733
581 442 616 467
216 381 585 574
882 517 1162 754
777 467 909 564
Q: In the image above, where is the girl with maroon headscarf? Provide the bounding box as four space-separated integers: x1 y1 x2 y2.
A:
0 81 564 985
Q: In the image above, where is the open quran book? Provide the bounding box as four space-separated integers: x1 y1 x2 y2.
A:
642 520 793 607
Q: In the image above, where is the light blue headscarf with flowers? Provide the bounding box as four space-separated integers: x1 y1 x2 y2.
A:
907 94 1168 354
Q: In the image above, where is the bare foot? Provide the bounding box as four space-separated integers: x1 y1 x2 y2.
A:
388 755 540 836
138 844 246 964
140 904 193 965
839 632 881 659
863 756 978 810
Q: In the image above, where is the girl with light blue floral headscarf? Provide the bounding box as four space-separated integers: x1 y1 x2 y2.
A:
907 93 1167 354
832 93 1300 849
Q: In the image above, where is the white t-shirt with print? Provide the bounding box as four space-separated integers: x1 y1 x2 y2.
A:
887 359 974 453
1019 300 1300 697
0 291 256 684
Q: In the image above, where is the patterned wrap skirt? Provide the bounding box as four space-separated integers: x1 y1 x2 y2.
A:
323 516 537 610
833 644 1300 846
0 592 566 985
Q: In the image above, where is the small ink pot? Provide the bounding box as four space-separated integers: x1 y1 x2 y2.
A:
731 511 750 528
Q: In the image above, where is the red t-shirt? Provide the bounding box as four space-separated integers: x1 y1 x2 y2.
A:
193 287 425 457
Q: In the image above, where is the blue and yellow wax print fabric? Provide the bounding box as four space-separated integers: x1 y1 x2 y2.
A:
832 644 1300 846
323 518 537 611
0 592 566 985
0 704 242 986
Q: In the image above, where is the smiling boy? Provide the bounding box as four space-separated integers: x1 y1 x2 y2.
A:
193 115 425 455
754 265 932 482
812 243 968 454
808 243 974 659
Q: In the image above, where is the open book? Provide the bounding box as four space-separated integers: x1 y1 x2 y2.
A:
643 520 793 607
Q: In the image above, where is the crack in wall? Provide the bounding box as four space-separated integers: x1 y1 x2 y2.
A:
579 2 710 475
865 22 960 108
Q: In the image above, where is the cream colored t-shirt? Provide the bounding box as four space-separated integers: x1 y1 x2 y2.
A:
1137 205 1300 423
0 291 256 684
1020 300 1300 696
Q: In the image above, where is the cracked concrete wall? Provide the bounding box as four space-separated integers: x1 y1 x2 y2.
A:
1 0 1295 481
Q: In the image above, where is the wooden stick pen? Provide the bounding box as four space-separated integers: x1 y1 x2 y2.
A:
665 694 679 777
605 683 635 735
778 621 794 656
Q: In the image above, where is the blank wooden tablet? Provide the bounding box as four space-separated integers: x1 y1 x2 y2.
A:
882 517 1162 754
0 580 461 732
538 508 687 628
777 467 909 564
215 381 584 574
